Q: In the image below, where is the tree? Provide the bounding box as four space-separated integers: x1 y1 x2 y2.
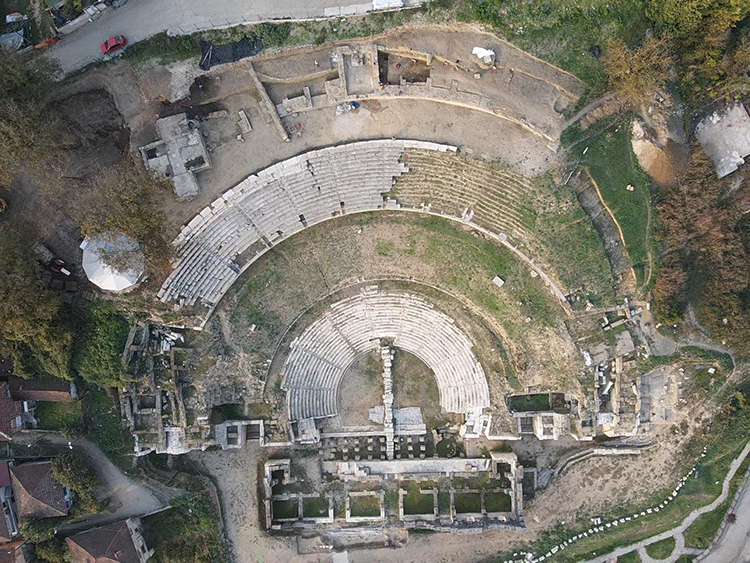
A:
51 451 102 515
20 518 69 563
32 539 68 563
646 0 749 103
74 161 173 276
602 36 672 112
0 51 62 184
0 224 73 380
20 517 67 543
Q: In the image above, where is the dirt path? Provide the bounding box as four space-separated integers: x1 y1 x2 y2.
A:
561 91 618 131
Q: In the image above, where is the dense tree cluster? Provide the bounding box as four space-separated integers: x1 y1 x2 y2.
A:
0 51 64 184
51 450 103 514
0 225 72 380
655 148 749 354
75 161 173 276
646 0 750 102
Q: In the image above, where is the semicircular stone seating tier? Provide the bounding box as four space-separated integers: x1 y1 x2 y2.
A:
157 139 457 310
282 287 491 422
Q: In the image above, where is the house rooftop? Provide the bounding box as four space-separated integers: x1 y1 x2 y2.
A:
8 375 75 403
0 382 23 441
66 519 145 563
10 461 68 519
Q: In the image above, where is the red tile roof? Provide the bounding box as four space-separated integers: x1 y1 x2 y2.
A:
0 383 23 441
8 376 73 403
10 461 68 519
0 541 30 563
66 520 144 563
0 462 11 488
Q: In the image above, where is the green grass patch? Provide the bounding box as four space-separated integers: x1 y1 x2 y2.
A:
617 551 641 563
684 456 750 549
142 493 230 563
302 496 329 518
508 393 551 412
83 387 134 472
71 302 130 387
454 492 482 514
34 400 83 433
436 436 458 457
403 483 435 515
418 215 559 327
571 118 653 283
349 494 381 517
645 537 675 560
272 499 299 520
376 239 396 256
535 183 616 307
438 491 452 515
485 491 512 513
213 401 272 421
459 0 647 90
680 347 733 372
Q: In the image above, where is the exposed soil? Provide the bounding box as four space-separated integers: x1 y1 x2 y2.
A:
338 350 384 426
631 121 690 188
391 349 446 428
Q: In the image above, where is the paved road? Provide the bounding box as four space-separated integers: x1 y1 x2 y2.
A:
46 0 413 75
703 473 750 563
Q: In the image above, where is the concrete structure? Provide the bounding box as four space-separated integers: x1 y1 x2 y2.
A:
159 139 571 326
140 113 211 199
696 103 750 178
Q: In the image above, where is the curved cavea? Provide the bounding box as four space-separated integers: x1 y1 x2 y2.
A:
158 139 569 321
281 287 490 422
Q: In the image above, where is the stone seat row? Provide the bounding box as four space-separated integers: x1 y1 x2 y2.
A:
282 288 490 421
159 140 458 308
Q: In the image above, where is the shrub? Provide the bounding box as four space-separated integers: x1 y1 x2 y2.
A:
256 23 292 47
71 302 129 386
51 451 102 514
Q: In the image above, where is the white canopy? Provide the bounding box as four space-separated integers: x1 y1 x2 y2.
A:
80 234 144 292
472 47 496 64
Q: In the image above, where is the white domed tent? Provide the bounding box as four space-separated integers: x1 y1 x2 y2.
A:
80 234 144 292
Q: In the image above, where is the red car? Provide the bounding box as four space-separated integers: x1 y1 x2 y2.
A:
100 35 126 55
